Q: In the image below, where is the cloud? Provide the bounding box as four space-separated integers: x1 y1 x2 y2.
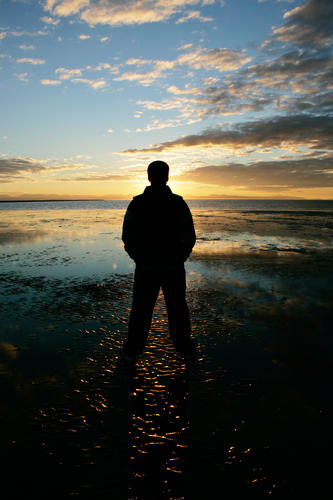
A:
167 85 202 95
202 76 219 85
177 47 252 72
40 15 60 25
185 48 333 118
137 96 198 112
114 69 162 86
78 34 91 40
273 0 333 48
247 51 333 83
178 43 193 50
59 173 131 181
122 114 333 153
125 58 151 66
176 10 213 23
42 66 108 89
16 72 29 82
175 157 333 190
0 158 47 182
71 77 108 89
142 118 183 132
16 57 45 64
43 0 217 27
114 47 251 86
0 192 104 201
19 44 36 50
0 157 91 182
41 79 62 85
44 0 90 17
86 62 113 71
55 67 82 79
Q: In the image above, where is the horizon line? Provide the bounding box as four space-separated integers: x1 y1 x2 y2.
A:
1 197 333 202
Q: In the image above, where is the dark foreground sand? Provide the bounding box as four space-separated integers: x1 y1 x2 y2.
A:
1 247 332 499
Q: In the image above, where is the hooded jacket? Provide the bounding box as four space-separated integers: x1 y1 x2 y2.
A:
122 185 196 266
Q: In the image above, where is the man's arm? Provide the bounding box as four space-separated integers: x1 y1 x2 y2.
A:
181 202 196 260
122 201 138 261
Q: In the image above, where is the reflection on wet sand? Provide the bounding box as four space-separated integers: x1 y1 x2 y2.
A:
0 226 49 246
0 206 332 498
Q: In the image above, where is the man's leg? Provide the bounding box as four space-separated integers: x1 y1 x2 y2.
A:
161 266 195 354
124 266 160 356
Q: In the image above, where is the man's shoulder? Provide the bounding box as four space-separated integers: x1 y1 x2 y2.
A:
129 190 185 209
171 193 183 201
132 193 144 201
128 193 145 205
131 191 183 201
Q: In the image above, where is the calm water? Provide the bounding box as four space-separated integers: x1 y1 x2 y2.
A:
1 199 332 498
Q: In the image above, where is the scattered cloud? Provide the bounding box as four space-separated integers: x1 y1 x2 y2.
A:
18 44 36 50
40 15 60 25
78 34 91 40
86 62 113 71
71 77 108 89
43 0 90 17
122 114 333 154
125 57 151 66
0 157 94 182
142 118 183 132
178 43 193 50
114 69 162 86
59 173 131 182
273 0 333 48
41 79 62 85
0 158 45 182
175 157 333 190
137 96 198 112
55 67 82 79
167 85 202 95
114 46 251 86
16 57 45 65
43 0 217 27
176 10 213 23
176 47 252 72
202 76 219 85
16 72 29 82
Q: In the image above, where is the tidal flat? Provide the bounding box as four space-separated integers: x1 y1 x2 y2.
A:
0 202 332 499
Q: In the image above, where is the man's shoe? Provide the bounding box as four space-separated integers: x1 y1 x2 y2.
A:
121 342 140 363
176 340 197 359
121 350 138 363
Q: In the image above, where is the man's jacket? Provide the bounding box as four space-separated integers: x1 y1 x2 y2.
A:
122 185 196 266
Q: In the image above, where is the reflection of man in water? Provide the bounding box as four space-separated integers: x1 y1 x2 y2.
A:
122 160 196 359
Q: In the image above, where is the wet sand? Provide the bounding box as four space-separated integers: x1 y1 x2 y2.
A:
0 206 332 498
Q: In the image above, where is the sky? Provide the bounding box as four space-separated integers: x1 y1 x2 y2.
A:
0 0 332 200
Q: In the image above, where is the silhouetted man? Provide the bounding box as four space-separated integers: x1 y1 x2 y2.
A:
122 160 196 359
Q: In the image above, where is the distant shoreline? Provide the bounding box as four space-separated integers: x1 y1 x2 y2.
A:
0 198 332 202
0 199 105 203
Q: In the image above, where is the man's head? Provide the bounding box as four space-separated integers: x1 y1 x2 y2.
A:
147 160 169 186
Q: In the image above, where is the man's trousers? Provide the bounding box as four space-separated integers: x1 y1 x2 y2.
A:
124 264 193 355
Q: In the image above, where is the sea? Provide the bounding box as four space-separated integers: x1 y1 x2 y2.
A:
1 198 333 279
0 199 332 498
